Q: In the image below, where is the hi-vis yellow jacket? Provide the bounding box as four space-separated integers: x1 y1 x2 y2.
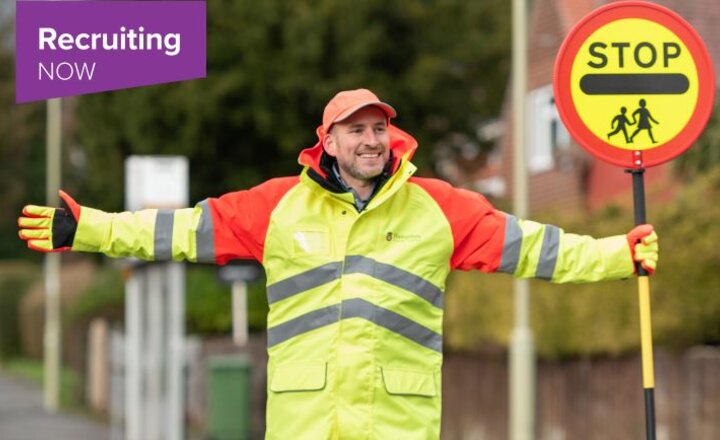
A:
70 124 633 439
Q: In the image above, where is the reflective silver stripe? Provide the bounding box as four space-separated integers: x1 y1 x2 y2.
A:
154 210 174 261
267 299 442 352
499 214 522 274
344 255 443 309
267 262 342 304
342 298 442 353
196 200 215 263
536 225 560 280
267 304 341 347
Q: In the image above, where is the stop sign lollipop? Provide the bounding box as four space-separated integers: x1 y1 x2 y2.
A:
553 2 714 440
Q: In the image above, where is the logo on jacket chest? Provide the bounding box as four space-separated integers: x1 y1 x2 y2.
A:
385 231 422 242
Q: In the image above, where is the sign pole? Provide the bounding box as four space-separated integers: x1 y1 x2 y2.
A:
44 97 62 412
627 166 656 440
510 0 535 439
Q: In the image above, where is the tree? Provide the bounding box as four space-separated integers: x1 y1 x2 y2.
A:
0 16 46 259
72 0 511 210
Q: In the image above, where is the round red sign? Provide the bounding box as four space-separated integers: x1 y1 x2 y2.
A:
553 1 714 168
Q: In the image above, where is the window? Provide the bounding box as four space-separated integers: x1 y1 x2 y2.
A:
526 85 570 173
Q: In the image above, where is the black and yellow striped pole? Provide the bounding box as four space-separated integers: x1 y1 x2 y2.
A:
628 167 655 440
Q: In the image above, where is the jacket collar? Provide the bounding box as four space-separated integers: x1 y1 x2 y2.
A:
299 158 417 212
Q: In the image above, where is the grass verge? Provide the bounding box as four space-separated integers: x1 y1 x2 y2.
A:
0 357 81 410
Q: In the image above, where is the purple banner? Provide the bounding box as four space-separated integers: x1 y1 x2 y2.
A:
16 1 206 103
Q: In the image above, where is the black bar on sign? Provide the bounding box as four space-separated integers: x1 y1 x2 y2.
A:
580 73 689 95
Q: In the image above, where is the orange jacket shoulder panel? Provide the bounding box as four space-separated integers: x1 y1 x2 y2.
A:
207 177 300 264
410 177 507 272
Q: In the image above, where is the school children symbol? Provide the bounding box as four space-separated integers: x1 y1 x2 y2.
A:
608 99 660 144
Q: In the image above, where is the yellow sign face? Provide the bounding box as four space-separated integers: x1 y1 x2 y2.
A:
570 18 698 151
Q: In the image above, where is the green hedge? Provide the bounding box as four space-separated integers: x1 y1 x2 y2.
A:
445 169 720 358
0 262 37 360
66 263 268 336
185 265 267 334
65 267 124 325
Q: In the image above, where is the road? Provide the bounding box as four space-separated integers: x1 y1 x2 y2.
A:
0 371 110 440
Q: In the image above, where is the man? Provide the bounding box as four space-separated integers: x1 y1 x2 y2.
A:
18 89 658 439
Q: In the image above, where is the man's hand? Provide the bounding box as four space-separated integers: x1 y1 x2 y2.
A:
627 224 659 275
18 190 81 252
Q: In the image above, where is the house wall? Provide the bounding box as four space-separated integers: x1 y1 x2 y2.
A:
500 0 589 213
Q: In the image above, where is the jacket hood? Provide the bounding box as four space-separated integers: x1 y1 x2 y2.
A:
298 123 418 179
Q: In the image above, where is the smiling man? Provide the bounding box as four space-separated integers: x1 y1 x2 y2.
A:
324 105 391 204
18 88 658 439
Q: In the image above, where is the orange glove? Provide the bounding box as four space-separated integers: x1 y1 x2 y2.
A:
18 190 81 252
627 224 659 275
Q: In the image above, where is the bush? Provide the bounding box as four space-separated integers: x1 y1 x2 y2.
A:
66 263 269 336
65 266 125 326
185 265 268 335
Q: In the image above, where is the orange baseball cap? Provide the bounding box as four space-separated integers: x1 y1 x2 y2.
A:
322 88 396 132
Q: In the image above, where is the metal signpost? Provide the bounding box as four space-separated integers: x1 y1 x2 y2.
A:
124 156 189 440
510 1 533 439
217 263 262 346
44 98 62 412
553 2 714 439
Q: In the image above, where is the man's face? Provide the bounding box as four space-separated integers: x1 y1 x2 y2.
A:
323 106 391 187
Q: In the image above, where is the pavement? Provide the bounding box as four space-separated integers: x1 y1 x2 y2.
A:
0 371 110 440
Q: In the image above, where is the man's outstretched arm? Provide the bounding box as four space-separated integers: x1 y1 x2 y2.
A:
537 222 658 283
412 177 659 283
18 190 214 262
18 178 299 264
473 214 658 283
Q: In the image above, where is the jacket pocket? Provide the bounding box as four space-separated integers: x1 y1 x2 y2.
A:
270 362 327 393
381 366 437 397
